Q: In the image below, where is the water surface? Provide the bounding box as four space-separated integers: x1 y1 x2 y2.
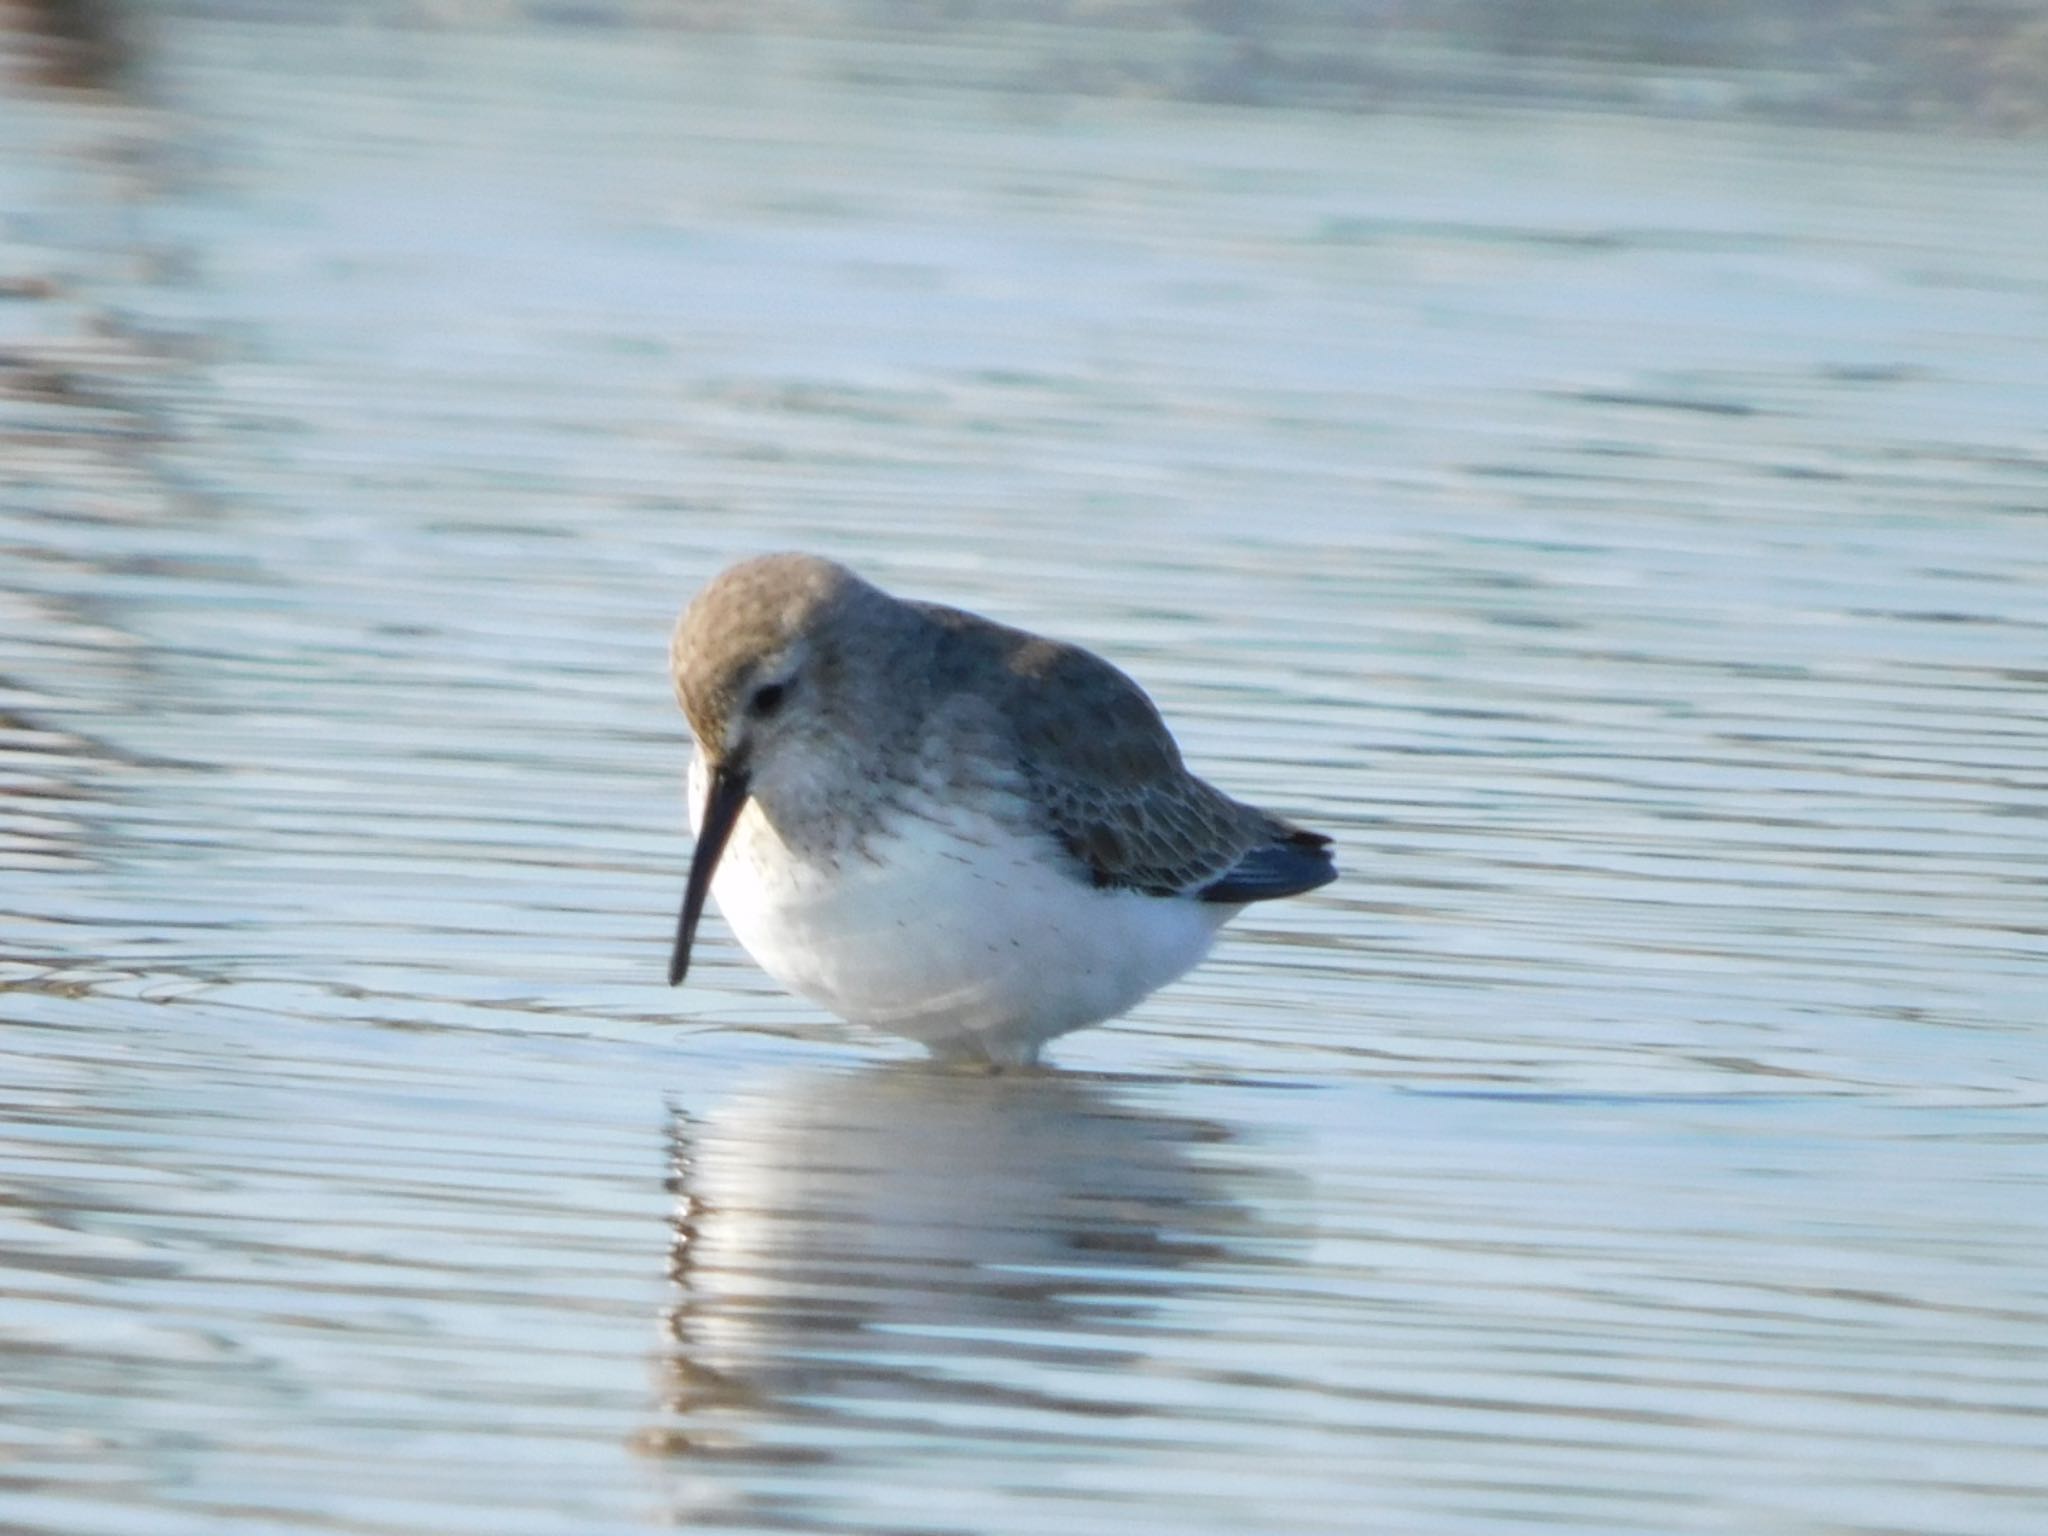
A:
3 10 2046 1535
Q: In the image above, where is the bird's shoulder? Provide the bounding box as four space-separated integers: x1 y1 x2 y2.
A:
910 602 1300 897
911 600 1177 771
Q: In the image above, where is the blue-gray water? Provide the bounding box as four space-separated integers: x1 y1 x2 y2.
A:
3 9 2047 1535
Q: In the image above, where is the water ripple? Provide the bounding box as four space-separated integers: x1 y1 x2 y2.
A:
3 9 2046 1536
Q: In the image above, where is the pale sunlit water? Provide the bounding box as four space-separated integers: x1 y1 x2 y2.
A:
3 9 2047 1535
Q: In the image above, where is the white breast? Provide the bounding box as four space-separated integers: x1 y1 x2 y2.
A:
689 753 1230 1064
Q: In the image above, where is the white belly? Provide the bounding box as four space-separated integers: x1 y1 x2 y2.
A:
689 756 1230 1064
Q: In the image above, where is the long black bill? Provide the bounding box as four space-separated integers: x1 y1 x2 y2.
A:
668 762 751 987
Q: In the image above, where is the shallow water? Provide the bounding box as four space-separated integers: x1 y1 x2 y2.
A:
4 9 2047 1535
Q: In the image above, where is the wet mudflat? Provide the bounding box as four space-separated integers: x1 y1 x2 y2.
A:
2 9 2046 1534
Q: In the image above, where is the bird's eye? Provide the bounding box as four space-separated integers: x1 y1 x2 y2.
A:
748 681 789 718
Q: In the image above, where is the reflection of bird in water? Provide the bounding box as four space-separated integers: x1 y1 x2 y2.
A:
644 1064 1298 1487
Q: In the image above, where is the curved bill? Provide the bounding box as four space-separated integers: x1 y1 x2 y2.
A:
668 762 752 987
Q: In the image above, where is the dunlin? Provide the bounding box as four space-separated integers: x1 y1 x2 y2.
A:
667 553 1335 1065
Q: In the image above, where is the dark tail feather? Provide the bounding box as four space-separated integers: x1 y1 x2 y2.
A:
1198 827 1336 903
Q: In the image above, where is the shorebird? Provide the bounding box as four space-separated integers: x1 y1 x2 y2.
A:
667 553 1335 1065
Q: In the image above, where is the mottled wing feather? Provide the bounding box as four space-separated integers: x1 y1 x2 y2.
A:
913 602 1334 900
1024 754 1259 896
